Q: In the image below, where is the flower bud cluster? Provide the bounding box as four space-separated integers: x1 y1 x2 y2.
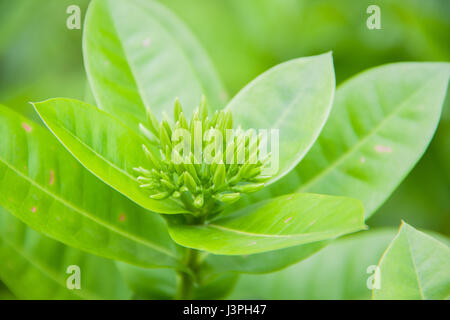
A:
134 97 271 215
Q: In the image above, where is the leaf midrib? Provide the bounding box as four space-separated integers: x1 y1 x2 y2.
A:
109 0 211 116
298 75 440 193
137 0 211 102
83 0 146 130
405 231 426 299
207 223 361 239
44 116 138 183
0 156 178 259
271 62 330 130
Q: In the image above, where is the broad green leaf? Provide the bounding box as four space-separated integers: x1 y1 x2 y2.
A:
84 0 227 133
0 207 132 300
373 222 450 300
226 53 335 183
32 98 187 214
230 229 397 300
0 281 15 300
116 263 176 300
116 262 238 300
222 62 449 274
0 104 182 269
247 62 450 218
200 241 327 276
193 272 239 300
167 193 365 255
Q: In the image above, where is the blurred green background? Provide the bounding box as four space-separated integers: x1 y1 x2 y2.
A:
0 0 449 297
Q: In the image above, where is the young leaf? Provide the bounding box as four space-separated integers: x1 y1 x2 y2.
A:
0 207 132 300
32 98 188 214
0 104 182 269
373 222 450 300
226 53 335 183
230 229 397 299
167 193 365 255
247 62 450 218
83 0 227 133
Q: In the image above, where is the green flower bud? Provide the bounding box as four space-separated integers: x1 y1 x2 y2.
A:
199 95 208 122
232 183 265 194
213 163 226 188
210 110 219 128
213 192 241 204
151 168 161 177
135 96 272 216
185 162 200 184
137 176 152 183
224 111 233 130
179 112 189 130
150 192 170 200
172 191 181 198
142 144 161 169
194 193 204 208
145 106 160 136
161 179 176 190
174 98 183 122
161 119 172 139
133 166 151 175
183 172 198 193
159 124 172 151
139 123 158 143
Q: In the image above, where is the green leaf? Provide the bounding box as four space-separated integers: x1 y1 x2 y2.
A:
116 262 238 300
223 62 449 274
373 222 450 300
194 272 239 300
248 62 450 218
83 0 227 133
200 241 327 276
226 53 335 182
0 281 15 300
32 98 187 214
0 104 182 269
167 193 366 255
116 263 176 300
0 207 132 300
229 229 397 300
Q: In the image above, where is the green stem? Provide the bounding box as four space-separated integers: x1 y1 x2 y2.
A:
176 248 200 300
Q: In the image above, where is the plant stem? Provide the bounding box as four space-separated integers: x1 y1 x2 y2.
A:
176 248 200 300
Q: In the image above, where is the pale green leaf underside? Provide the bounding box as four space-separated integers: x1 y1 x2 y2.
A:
84 0 227 133
0 207 131 300
116 263 176 300
116 262 238 300
168 193 365 255
0 105 182 269
201 241 327 276
246 62 450 218
230 229 397 300
33 98 187 214
226 53 335 183
373 222 450 300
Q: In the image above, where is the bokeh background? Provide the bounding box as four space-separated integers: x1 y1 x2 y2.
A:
0 0 449 298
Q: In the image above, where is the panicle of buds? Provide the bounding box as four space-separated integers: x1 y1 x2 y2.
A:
134 96 272 216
